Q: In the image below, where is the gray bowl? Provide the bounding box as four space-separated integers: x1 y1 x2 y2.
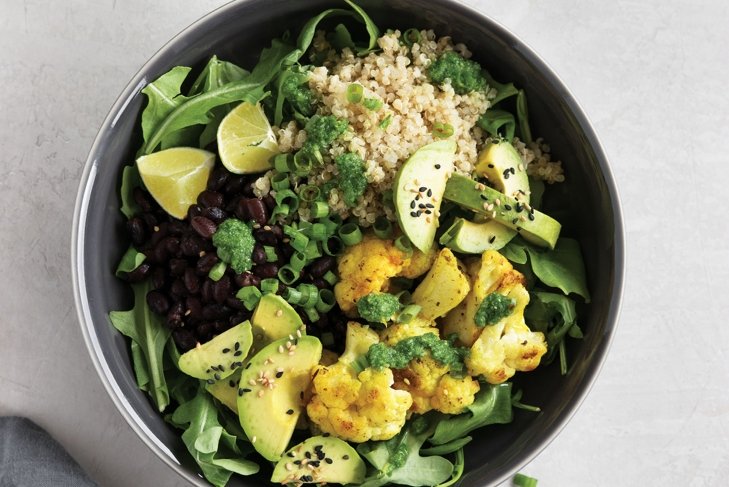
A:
72 0 624 485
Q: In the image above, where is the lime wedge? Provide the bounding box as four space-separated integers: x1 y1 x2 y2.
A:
136 147 215 219
217 102 279 174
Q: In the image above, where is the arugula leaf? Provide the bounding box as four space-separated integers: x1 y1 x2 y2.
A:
430 383 513 445
358 416 454 487
190 55 249 96
343 0 380 54
170 389 259 487
476 109 516 141
420 436 472 456
524 291 579 364
328 23 356 50
109 281 171 412
434 448 465 487
115 246 145 278
140 66 191 145
483 70 519 105
120 164 141 218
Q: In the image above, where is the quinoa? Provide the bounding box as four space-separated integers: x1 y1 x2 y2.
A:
275 29 563 225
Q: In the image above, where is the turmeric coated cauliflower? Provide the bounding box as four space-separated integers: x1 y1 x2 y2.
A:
306 363 412 442
466 267 547 384
334 235 435 316
379 320 480 416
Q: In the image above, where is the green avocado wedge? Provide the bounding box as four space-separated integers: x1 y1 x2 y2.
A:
271 436 366 484
443 174 560 249
177 321 253 381
237 336 322 461
439 217 516 253
394 139 456 252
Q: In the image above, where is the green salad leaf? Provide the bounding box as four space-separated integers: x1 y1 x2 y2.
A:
482 70 519 105
119 165 141 218
516 89 533 145
170 389 259 487
114 246 145 278
476 109 516 141
140 66 192 147
525 290 582 368
430 383 513 445
358 416 454 487
109 282 171 412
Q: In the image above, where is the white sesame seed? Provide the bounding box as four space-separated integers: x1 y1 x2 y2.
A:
275 309 283 317
252 436 257 443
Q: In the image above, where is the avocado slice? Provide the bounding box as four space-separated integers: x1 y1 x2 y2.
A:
178 321 253 381
441 140 531 254
207 295 305 413
237 336 322 461
271 436 366 484
394 139 456 252
443 174 561 249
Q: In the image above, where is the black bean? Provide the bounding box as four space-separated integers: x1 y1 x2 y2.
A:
240 198 268 226
167 301 185 329
252 244 267 265
184 268 201 294
253 228 278 246
162 236 180 256
186 296 203 322
146 290 170 315
167 221 187 237
207 166 230 191
202 206 226 223
141 213 159 235
224 176 247 195
191 216 217 239
213 276 232 304
168 258 188 277
187 204 203 220
213 320 231 333
149 240 168 263
270 224 283 240
234 272 260 288
133 187 154 213
196 253 219 275
125 263 151 283
195 321 214 340
150 266 167 290
280 243 295 260
241 181 256 198
170 278 188 299
312 278 329 289
198 190 224 209
180 235 204 257
127 217 147 246
253 262 279 279
201 279 215 303
172 329 197 352
263 194 276 211
226 297 247 311
148 221 168 248
309 256 336 278
229 310 252 325
202 304 231 321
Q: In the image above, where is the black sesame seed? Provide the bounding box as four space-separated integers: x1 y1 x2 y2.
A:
528 213 535 221
241 387 251 393
316 450 325 460
305 451 312 459
425 210 432 215
229 379 236 388
410 211 419 218
410 200 416 209
427 189 433 197
309 460 321 467
504 204 512 211
234 350 243 356
210 365 218 371
222 348 230 353
489 235 496 244
218 364 225 372
515 203 523 212
245 362 252 369
322 433 330 437
510 167 516 174
214 373 221 381
487 163 494 168
342 455 350 460
479 194 488 201
206 368 211 374
425 203 434 208
276 371 284 378
286 409 294 415
234 341 240 351
435 164 441 169
325 458 333 464
418 203 426 209
287 452 295 458
293 460 301 465
504 172 510 179
238 388 245 396
512 218 519 225
419 186 427 192
206 379 215 385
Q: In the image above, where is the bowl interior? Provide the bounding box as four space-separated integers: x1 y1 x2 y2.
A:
73 0 623 485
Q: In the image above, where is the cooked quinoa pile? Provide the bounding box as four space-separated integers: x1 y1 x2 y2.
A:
272 29 564 226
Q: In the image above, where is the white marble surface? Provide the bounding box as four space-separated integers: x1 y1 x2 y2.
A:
1 0 728 485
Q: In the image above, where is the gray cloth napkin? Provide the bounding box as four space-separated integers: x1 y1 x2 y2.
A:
0 417 97 487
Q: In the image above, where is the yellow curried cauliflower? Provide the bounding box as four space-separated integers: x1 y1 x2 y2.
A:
380 321 480 416
306 363 412 442
466 268 547 384
334 234 433 316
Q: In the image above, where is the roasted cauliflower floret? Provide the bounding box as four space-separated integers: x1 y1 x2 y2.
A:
334 234 434 316
466 269 547 384
379 320 479 415
306 363 412 442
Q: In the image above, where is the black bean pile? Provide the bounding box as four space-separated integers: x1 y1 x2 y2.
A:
122 164 349 353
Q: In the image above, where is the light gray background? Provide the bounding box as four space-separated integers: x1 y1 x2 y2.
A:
1 0 727 485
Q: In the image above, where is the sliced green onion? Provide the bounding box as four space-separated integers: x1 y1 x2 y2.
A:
397 304 421 323
373 216 393 239
275 189 300 213
278 265 300 285
513 473 538 487
311 201 330 219
321 332 335 347
339 223 363 246
402 28 421 47
316 289 337 313
318 216 339 235
323 236 344 256
346 83 364 103
310 223 329 241
362 97 383 111
379 114 393 130
323 270 338 286
260 278 279 294
264 245 278 263
236 286 262 311
290 252 307 272
304 240 323 260
395 235 413 257
433 122 454 138
304 307 320 323
328 213 343 226
290 232 310 253
208 261 227 282
298 184 320 202
273 153 294 173
297 284 320 308
395 290 412 306
283 286 302 305
293 150 315 175
271 172 290 191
